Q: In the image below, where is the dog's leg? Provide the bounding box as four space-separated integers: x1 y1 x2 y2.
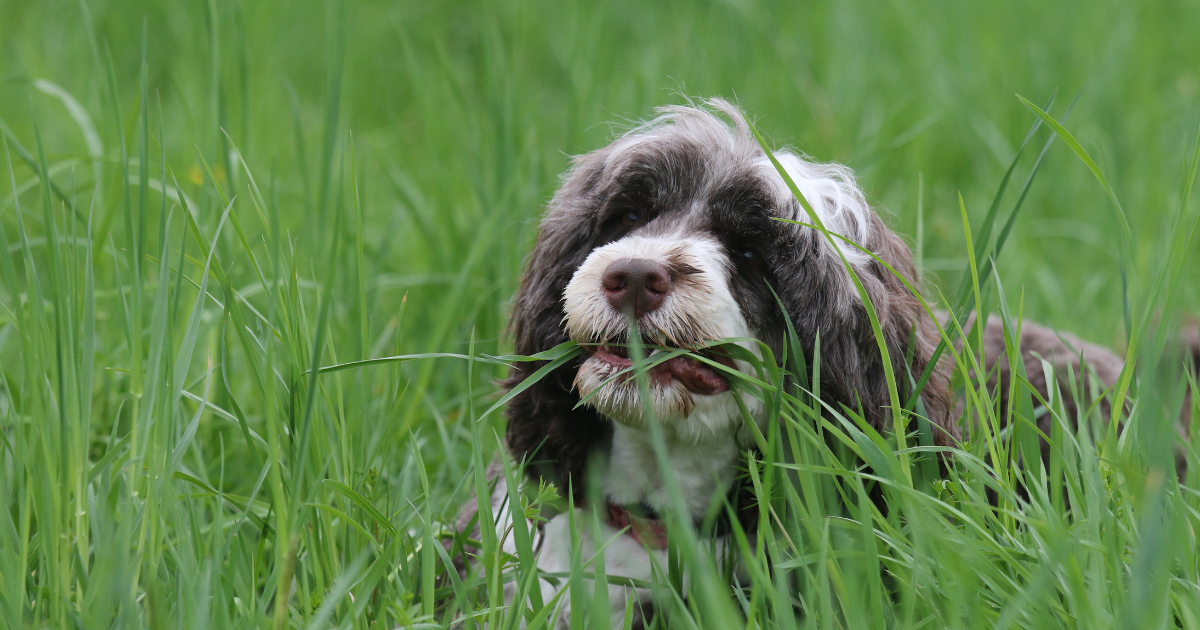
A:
451 465 663 628
529 509 666 629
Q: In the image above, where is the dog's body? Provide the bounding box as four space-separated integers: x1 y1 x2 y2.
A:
454 100 1195 627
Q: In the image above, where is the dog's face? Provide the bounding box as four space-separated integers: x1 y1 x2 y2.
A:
506 100 956 486
557 111 874 440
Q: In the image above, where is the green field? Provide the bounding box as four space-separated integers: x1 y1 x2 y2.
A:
1 0 1199 627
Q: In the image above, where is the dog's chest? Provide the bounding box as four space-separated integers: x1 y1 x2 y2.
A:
602 424 743 518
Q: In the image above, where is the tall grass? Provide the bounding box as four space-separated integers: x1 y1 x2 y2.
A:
0 0 1198 627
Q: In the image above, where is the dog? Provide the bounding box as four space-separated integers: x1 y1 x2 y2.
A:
451 99 1197 627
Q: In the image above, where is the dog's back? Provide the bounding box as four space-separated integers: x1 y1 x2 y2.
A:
960 313 1198 476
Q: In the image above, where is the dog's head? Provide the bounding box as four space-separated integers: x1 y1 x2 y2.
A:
505 99 956 490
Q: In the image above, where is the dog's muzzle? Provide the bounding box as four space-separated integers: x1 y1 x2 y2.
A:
563 234 761 425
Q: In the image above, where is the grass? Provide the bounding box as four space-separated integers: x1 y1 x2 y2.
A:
1 0 1199 627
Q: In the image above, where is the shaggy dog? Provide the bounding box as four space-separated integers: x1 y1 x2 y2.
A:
453 99 1195 627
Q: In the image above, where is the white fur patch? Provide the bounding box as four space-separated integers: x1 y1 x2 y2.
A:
489 474 741 629
761 152 873 265
563 233 766 441
604 424 743 516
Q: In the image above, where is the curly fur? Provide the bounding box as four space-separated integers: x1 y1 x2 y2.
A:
504 99 957 497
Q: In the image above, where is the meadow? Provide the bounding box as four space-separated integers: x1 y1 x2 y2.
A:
1 0 1199 627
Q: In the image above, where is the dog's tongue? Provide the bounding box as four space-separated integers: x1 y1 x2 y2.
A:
653 355 729 395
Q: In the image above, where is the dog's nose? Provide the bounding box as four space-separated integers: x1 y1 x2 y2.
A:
601 258 672 317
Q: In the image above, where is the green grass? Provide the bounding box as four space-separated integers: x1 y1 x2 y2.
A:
1 0 1199 627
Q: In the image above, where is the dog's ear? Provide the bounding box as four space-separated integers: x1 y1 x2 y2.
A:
504 150 613 495
778 211 958 446
864 217 958 445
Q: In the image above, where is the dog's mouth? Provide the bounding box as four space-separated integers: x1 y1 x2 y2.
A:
586 343 736 396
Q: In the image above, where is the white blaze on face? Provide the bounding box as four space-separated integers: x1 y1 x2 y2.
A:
562 233 766 443
564 234 732 346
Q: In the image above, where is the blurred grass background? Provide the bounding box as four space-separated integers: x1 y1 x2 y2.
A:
5 0 1197 342
0 0 1198 627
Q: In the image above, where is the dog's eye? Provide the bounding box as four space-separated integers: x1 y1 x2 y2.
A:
619 211 643 228
740 249 763 267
